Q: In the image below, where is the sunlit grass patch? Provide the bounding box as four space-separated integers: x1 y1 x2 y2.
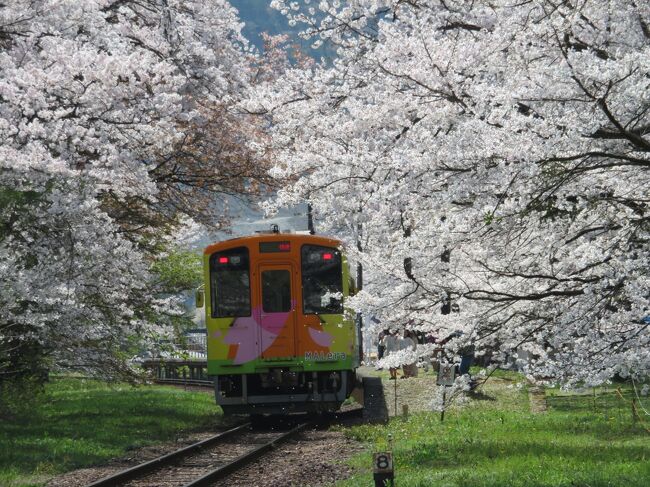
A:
0 378 221 487
339 377 650 487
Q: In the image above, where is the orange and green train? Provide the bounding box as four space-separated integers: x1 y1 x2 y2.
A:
200 233 361 415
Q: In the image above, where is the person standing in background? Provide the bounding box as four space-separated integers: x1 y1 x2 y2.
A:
377 330 387 361
384 330 400 380
401 330 418 378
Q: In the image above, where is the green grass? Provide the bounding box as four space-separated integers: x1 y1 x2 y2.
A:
339 378 650 487
0 378 223 487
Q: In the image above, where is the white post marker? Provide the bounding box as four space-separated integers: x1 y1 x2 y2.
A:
437 362 456 386
373 451 394 487
437 362 456 422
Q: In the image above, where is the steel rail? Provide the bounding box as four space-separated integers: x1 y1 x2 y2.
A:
153 378 213 387
182 421 311 487
85 422 250 487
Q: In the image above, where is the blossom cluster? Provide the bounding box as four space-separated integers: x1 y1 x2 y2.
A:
254 0 650 385
0 0 250 377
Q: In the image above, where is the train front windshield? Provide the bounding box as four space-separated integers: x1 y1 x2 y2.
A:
210 247 251 318
301 245 343 314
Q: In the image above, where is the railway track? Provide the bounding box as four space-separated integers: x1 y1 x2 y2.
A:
86 407 363 487
87 420 311 487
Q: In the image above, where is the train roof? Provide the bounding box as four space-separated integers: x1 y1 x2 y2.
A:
203 233 343 255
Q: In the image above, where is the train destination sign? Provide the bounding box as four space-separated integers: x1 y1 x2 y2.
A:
259 241 291 253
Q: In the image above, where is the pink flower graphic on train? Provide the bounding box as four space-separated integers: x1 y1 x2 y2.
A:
212 314 265 364
212 302 333 364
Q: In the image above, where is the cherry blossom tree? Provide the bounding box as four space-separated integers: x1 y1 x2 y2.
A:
0 0 264 392
251 0 650 385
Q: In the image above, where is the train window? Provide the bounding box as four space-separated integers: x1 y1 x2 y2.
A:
261 270 291 313
210 247 251 318
301 245 343 315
